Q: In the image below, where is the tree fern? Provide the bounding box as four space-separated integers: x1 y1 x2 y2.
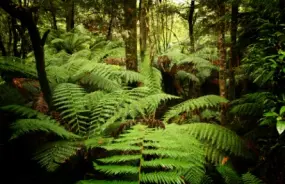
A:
242 172 264 184
175 123 247 164
217 165 242 184
163 95 228 123
0 56 37 79
230 92 276 116
82 124 206 184
10 119 80 140
1 104 50 120
34 141 81 172
53 83 90 135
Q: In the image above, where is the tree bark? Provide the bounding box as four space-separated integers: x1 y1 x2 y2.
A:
188 0 195 52
66 0 75 32
106 0 115 40
0 35 7 56
229 1 239 101
49 0 57 30
139 0 149 61
0 0 52 107
123 0 138 72
217 1 227 125
11 18 20 57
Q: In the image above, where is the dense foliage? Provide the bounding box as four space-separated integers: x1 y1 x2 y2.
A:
0 0 284 184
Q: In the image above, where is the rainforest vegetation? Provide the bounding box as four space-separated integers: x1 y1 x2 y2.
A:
0 0 284 183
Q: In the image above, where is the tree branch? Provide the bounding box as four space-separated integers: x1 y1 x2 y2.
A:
0 0 52 107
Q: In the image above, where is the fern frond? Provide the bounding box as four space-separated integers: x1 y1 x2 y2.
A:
181 123 247 157
77 180 137 184
140 59 163 93
242 172 264 184
91 124 205 184
163 95 228 123
217 165 242 184
71 62 121 91
230 92 275 116
53 83 89 135
10 119 80 140
94 163 139 175
141 172 185 184
1 105 50 120
0 56 37 78
34 141 81 172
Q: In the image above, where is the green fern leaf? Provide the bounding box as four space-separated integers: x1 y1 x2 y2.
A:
10 119 80 140
163 95 228 123
217 165 242 184
34 141 81 172
77 180 137 184
182 123 246 157
1 105 50 120
141 172 185 184
53 83 89 135
94 163 139 175
242 172 264 184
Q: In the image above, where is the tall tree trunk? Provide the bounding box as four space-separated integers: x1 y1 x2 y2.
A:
139 0 149 61
106 0 115 40
49 0 57 30
217 1 227 125
188 0 195 52
66 0 75 32
123 0 138 72
229 0 239 101
0 35 7 56
280 0 285 22
11 18 20 57
0 1 52 107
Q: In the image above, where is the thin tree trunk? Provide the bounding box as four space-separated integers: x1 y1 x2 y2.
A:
188 0 195 52
217 2 227 125
0 35 7 56
66 0 75 32
123 0 138 72
280 0 285 21
11 18 20 57
106 0 115 40
139 0 149 61
0 1 52 107
229 1 239 101
49 0 57 30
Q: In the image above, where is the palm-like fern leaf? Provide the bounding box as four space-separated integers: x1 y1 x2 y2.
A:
87 124 205 184
181 123 247 158
230 92 275 116
53 83 89 135
242 172 264 184
163 95 228 123
1 105 50 120
0 56 37 79
10 119 80 140
34 141 81 172
217 165 242 184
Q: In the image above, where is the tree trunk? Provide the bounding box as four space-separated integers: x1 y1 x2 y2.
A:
217 2 227 125
11 18 20 57
229 1 239 101
139 0 149 61
106 0 115 40
49 0 57 30
188 0 195 52
0 35 7 56
66 0 75 32
0 1 52 107
123 0 138 72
